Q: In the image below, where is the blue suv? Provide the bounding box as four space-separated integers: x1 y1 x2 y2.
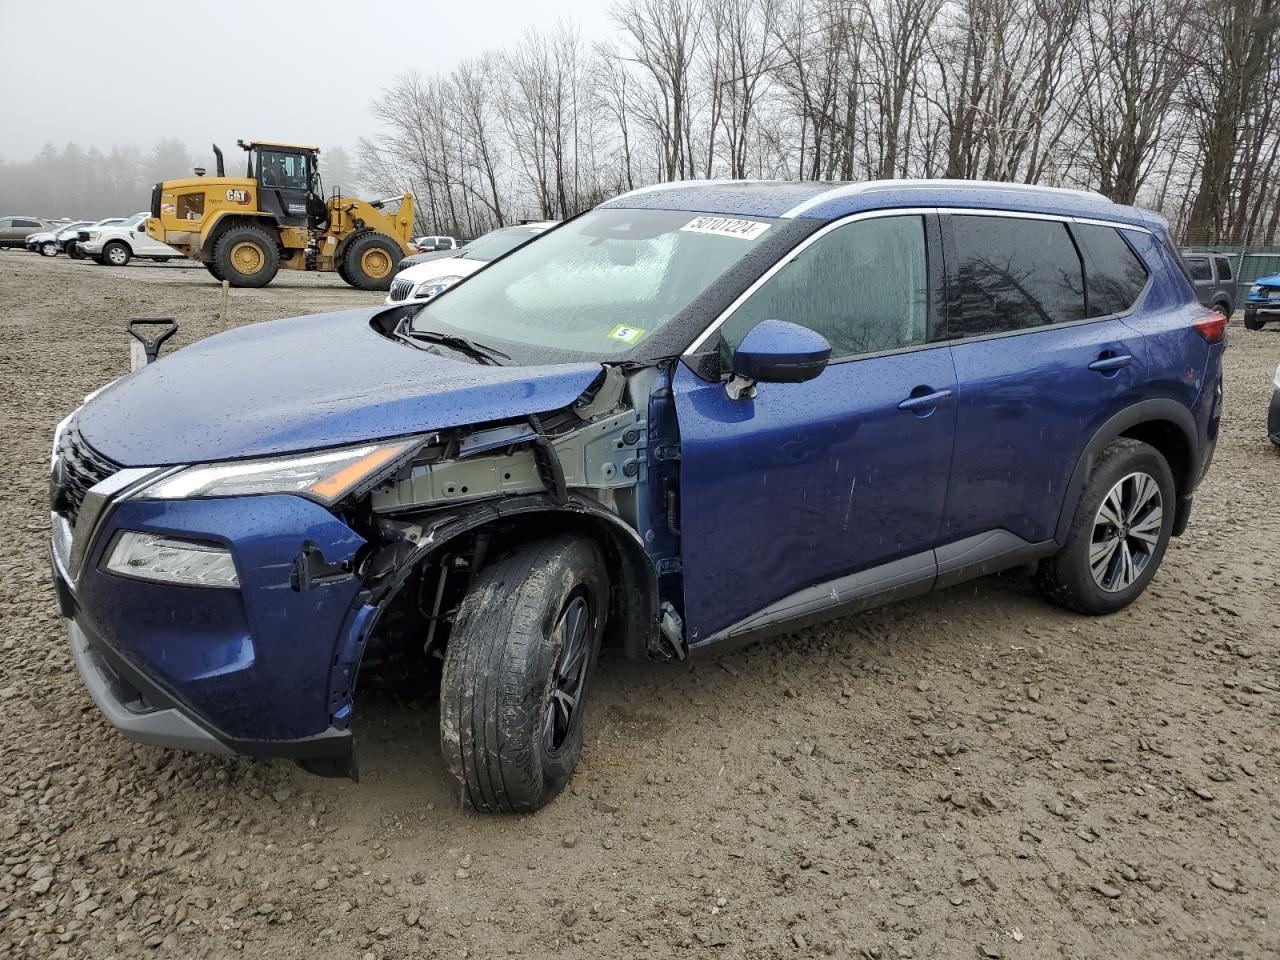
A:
50 180 1225 813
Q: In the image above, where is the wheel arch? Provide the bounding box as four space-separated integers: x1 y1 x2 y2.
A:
362 495 660 663
1055 399 1198 544
199 211 279 258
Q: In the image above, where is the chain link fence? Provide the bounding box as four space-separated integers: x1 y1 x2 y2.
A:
1179 230 1280 301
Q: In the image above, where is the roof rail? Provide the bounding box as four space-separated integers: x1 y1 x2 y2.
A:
781 178 1110 218
610 178 786 202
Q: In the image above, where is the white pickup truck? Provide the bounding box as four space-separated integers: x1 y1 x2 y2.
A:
77 212 182 267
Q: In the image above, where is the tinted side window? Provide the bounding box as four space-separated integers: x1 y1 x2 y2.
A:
1187 257 1212 281
949 216 1084 336
719 215 929 360
1074 223 1149 317
1214 256 1233 280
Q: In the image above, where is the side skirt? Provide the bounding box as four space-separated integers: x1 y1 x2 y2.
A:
689 531 1057 656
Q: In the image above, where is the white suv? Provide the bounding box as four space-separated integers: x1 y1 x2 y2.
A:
78 213 182 267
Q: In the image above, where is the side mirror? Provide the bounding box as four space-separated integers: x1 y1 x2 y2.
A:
727 319 831 398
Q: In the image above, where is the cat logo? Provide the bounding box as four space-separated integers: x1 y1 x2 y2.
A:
225 189 251 204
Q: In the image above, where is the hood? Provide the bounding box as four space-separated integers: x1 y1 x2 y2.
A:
1254 272 1280 287
75 309 603 466
398 257 485 283
398 249 462 271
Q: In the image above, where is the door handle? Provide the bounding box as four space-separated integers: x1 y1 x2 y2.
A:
1088 354 1132 372
897 388 953 412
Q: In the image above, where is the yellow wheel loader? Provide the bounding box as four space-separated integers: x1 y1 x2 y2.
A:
144 140 414 290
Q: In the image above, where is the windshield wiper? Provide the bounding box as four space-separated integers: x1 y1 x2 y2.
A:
397 328 510 366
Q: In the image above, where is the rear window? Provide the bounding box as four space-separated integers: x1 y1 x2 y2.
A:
1214 256 1233 280
949 215 1085 336
1074 224 1149 317
1187 257 1212 281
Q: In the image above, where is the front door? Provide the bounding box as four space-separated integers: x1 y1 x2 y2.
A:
674 212 956 644
256 148 311 227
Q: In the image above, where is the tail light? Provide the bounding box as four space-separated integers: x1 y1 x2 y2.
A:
1193 311 1228 344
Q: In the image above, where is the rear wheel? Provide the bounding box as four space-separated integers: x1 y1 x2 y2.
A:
1037 438 1175 615
213 225 279 288
1213 300 1231 320
342 233 401 291
67 243 84 260
441 535 608 814
103 241 131 267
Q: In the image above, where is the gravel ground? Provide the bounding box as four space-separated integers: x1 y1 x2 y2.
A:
2 251 1278 960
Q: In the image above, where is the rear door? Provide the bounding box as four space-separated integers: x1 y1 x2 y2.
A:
941 213 1150 548
1213 256 1235 310
674 211 956 643
1185 255 1214 306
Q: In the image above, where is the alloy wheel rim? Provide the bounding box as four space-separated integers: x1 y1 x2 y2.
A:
542 592 591 753
362 248 391 279
230 241 264 273
1090 471 1162 592
108 247 127 264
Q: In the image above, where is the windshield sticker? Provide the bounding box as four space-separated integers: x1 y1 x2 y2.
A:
608 324 647 344
680 216 770 241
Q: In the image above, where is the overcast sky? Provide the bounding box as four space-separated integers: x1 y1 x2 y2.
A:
0 0 613 162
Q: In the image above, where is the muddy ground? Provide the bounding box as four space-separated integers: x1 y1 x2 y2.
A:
0 250 1277 960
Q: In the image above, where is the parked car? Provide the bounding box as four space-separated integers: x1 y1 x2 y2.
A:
23 222 69 252
50 180 1224 813
26 221 92 257
0 216 55 248
411 234 459 253
78 213 181 266
1181 251 1236 318
67 218 130 259
386 221 556 304
1244 271 1280 330
1269 363 1280 445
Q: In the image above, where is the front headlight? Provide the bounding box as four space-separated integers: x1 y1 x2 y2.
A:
416 275 464 300
105 531 239 588
1252 284 1264 295
135 439 418 505
88 231 100 241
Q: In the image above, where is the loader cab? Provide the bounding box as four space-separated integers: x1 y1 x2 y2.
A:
240 140 327 230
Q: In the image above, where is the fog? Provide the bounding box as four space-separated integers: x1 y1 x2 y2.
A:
0 0 611 215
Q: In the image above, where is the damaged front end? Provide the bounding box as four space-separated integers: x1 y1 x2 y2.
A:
323 364 685 772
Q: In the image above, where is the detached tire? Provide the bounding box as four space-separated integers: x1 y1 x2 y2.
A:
342 232 401 291
213 224 279 288
1036 438 1175 615
441 535 608 814
102 241 131 267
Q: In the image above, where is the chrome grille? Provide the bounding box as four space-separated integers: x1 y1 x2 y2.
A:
388 278 415 302
53 425 120 527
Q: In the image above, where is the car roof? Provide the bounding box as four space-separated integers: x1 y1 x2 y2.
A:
600 178 1164 232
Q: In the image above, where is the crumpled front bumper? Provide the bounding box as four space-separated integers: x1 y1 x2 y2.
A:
67 616 232 755
50 483 373 772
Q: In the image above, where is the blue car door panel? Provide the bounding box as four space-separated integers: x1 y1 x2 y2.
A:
674 212 955 644
940 213 1149 547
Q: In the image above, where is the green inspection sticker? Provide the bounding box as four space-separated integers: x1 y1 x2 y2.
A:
608 323 647 344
